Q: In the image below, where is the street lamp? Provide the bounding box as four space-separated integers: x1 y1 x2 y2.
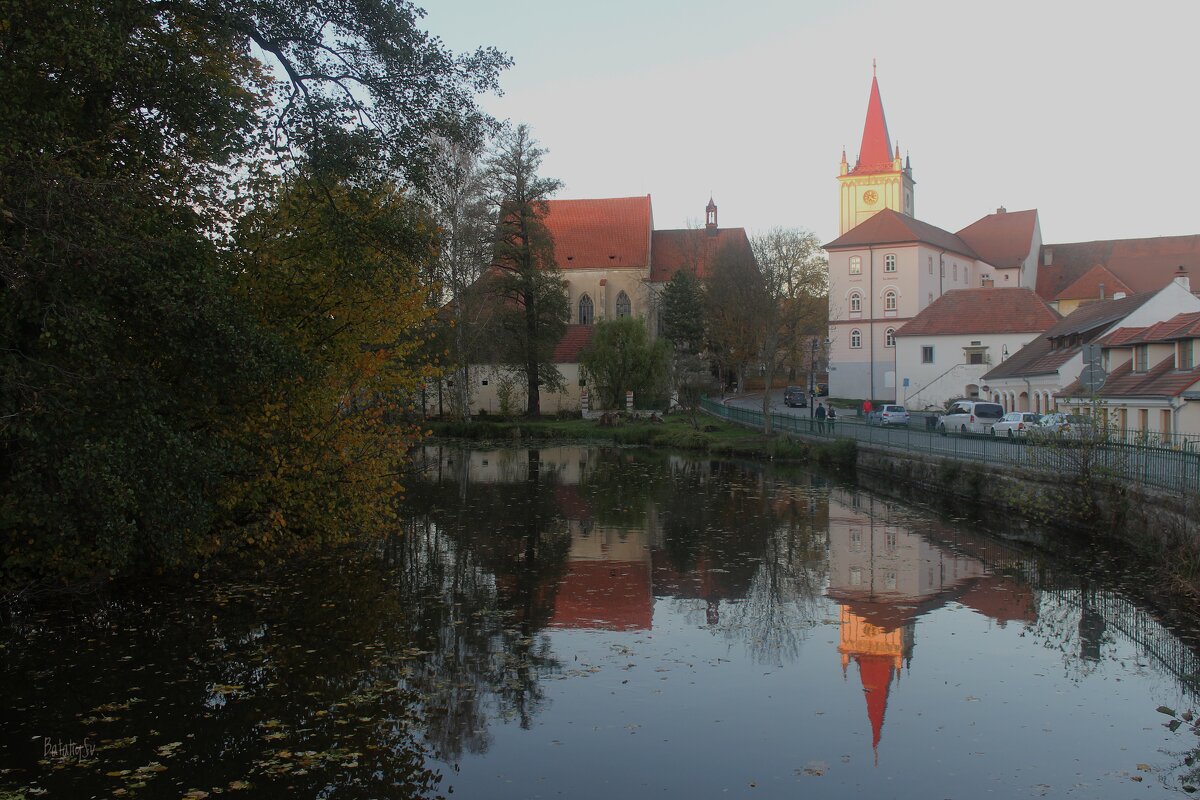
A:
809 338 819 425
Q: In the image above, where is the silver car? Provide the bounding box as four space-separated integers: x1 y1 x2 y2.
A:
991 412 1040 439
868 404 910 426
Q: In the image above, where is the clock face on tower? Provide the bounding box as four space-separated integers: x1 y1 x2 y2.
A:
863 190 879 206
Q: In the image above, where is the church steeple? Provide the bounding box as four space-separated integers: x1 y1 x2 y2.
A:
705 196 718 230
837 63 916 235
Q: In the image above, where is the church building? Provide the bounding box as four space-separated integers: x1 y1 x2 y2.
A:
826 67 1200 406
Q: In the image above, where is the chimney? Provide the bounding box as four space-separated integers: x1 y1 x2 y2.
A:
1098 282 1105 300
1174 265 1190 292
981 278 994 288
996 206 1007 214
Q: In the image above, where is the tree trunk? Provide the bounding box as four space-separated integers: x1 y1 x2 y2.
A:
525 291 540 417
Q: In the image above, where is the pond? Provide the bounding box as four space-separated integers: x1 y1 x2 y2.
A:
4 444 1200 798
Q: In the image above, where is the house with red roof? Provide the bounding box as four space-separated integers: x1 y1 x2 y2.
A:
1054 280 1200 440
893 288 1059 410
826 67 1200 403
982 274 1200 415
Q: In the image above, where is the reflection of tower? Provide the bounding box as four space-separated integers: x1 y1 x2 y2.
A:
838 605 912 763
1078 579 1106 662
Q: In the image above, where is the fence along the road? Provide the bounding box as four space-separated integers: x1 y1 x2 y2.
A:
700 398 1200 495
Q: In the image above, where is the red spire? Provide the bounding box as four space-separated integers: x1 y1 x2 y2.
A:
854 69 894 174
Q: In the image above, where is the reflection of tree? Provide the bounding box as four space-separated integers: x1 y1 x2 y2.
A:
395 448 572 760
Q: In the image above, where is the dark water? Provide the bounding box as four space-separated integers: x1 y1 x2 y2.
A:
4 445 1200 799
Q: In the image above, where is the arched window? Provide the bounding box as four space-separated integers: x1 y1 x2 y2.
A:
952 263 959 282
849 255 862 275
850 329 862 349
615 290 631 317
885 328 896 347
884 289 897 311
578 294 594 325
884 253 897 272
849 291 862 313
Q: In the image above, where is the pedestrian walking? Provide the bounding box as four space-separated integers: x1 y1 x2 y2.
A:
827 405 837 432
862 398 873 418
816 402 827 434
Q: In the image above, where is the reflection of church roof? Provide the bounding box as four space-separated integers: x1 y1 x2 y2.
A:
855 654 898 755
553 485 593 520
549 560 652 631
827 589 957 631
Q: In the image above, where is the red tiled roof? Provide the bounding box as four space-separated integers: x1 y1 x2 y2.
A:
1053 264 1133 301
824 209 978 260
1094 326 1148 347
552 325 594 364
1035 235 1200 301
984 292 1156 381
1099 312 1200 346
1058 356 1200 400
849 74 895 176
649 227 753 282
955 209 1039 270
543 196 652 270
896 288 1059 337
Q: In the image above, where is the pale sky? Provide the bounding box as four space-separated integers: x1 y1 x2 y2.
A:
422 0 1199 247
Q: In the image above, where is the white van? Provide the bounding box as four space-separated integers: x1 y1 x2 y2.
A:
937 400 1005 436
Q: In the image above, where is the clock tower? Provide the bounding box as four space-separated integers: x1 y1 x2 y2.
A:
838 64 915 235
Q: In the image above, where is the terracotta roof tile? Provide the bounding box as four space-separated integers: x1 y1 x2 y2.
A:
1053 264 1133 301
1035 235 1200 301
955 209 1039 270
543 196 652 270
552 325 594 364
649 228 752 282
895 287 1059 337
824 209 978 260
1058 356 1200 400
983 292 1155 380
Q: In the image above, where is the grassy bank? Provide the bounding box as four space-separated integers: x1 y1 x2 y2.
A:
425 413 857 470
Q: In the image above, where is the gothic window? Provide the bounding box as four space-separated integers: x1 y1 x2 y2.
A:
928 256 933 274
849 291 862 313
615 290 631 318
952 263 959 282
885 328 896 347
884 289 897 311
850 329 862 349
884 253 897 272
578 293 594 326
849 255 862 275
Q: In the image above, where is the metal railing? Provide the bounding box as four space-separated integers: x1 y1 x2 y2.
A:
700 398 1200 495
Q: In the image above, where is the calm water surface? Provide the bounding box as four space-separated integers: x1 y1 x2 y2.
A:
4 444 1200 799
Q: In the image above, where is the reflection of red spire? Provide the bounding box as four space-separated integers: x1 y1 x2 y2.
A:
856 654 898 759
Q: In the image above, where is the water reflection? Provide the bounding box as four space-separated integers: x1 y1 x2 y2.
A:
7 445 1200 798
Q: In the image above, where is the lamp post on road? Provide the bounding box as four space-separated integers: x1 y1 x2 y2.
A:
809 338 818 426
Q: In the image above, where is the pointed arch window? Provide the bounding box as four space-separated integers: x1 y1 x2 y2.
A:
615 290 631 318
884 289 898 312
885 328 896 347
884 253 897 272
578 294 594 326
850 329 862 349
849 291 862 313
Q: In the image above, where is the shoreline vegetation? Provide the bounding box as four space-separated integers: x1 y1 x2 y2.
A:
424 413 859 470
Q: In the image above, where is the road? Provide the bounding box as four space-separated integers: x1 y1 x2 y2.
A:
712 391 1200 494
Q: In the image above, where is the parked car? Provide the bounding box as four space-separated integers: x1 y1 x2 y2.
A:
991 412 1041 439
783 386 808 408
937 400 1005 436
1029 412 1096 441
868 404 910 426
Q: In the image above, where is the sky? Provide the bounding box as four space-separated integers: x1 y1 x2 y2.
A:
421 0 1199 246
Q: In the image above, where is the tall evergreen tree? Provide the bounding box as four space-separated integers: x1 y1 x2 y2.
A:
484 124 568 417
